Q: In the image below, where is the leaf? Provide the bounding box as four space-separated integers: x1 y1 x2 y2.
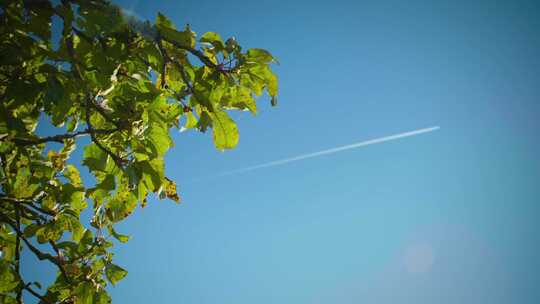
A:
246 48 275 64
106 182 138 222
200 32 225 50
211 110 239 150
156 13 195 48
24 224 41 238
162 177 180 203
183 111 197 130
196 110 212 132
109 226 130 243
12 167 38 198
139 159 164 192
83 144 108 173
74 281 95 304
105 263 128 285
156 13 175 29
271 96 278 107
0 261 19 293
64 165 82 187
95 289 112 304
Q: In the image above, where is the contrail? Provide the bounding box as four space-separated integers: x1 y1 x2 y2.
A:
215 126 440 177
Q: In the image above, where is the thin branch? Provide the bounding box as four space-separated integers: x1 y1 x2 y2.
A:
159 36 218 70
0 214 60 267
15 206 22 303
156 37 193 104
88 101 123 130
156 36 168 90
0 195 55 217
49 241 71 283
8 128 117 146
84 97 126 168
23 283 51 304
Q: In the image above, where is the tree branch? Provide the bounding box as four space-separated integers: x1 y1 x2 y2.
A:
160 36 218 70
0 194 55 218
8 128 117 146
156 37 194 105
0 214 60 267
49 240 71 283
84 97 126 168
15 206 22 303
23 283 51 304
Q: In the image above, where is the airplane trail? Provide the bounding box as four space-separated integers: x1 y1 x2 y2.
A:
215 126 440 177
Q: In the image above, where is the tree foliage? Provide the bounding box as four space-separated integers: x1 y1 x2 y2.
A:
0 0 278 303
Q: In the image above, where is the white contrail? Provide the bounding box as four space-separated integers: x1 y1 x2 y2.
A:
216 126 440 177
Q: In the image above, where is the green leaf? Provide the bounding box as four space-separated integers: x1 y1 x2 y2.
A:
109 226 130 243
196 110 213 132
105 263 128 285
0 261 19 293
156 13 175 29
200 32 225 50
211 110 239 150
64 165 82 187
156 13 195 48
74 281 95 304
12 167 38 198
83 144 108 173
106 182 138 222
95 289 112 304
246 48 275 64
183 111 197 130
139 159 164 192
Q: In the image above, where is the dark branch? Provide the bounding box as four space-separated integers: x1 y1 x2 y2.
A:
15 206 22 303
0 214 60 267
160 36 218 69
23 283 51 304
0 194 55 217
8 128 117 146
156 37 193 105
49 240 71 283
84 97 126 168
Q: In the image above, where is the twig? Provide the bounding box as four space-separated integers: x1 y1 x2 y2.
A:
15 206 22 303
23 283 51 304
156 37 194 102
84 97 126 168
0 214 60 268
8 128 117 146
0 195 53 222
159 36 218 70
49 240 71 283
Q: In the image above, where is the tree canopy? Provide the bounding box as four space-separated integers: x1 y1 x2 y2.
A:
0 1 278 303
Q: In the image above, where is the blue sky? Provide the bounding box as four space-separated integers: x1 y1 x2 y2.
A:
25 0 540 303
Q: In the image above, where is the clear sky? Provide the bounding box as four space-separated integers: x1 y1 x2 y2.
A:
25 0 540 303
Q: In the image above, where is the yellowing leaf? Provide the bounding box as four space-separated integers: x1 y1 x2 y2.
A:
163 177 180 203
211 110 239 150
105 263 128 285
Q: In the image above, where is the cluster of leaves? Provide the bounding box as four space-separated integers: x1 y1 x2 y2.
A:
0 0 278 303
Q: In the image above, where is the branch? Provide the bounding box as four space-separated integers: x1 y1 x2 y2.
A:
0 194 55 217
8 128 117 146
49 240 71 283
23 283 51 304
156 37 168 90
160 36 218 69
84 97 126 168
15 206 22 303
156 37 193 105
0 214 60 267
88 101 123 130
